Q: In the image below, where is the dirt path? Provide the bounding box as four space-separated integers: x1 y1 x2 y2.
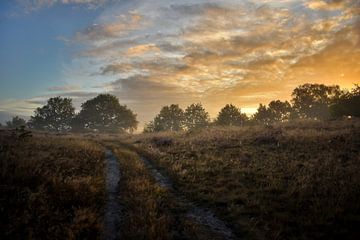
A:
140 156 236 240
103 149 121 240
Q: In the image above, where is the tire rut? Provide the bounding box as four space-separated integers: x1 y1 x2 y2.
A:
103 149 122 240
140 156 237 240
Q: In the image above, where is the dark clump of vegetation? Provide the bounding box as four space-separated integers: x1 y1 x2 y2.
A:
0 130 106 240
26 94 138 133
6 116 27 129
75 94 138 133
127 119 360 240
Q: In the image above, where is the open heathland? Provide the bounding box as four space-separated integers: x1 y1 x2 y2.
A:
0 131 106 240
123 119 360 240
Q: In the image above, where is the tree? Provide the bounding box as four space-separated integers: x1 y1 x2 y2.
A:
6 116 26 128
291 83 342 120
215 104 248 126
184 103 210 130
268 100 292 122
253 104 272 125
253 100 292 125
28 97 75 131
77 94 138 132
153 104 184 132
330 84 360 118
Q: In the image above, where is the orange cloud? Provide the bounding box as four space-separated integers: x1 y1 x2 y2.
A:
70 1 359 124
126 44 160 56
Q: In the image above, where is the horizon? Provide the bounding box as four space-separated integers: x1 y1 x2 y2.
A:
1 0 359 126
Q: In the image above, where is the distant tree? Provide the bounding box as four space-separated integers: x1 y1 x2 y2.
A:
70 114 85 132
291 83 342 120
153 104 184 131
330 84 360 118
77 94 138 132
268 100 292 122
6 116 26 128
143 121 155 133
28 97 75 132
184 103 210 130
215 104 248 126
253 104 272 125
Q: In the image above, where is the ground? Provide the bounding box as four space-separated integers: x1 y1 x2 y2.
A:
1 119 359 239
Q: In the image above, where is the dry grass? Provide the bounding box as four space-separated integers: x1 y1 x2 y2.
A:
0 130 106 240
111 146 174 239
125 119 360 240
107 142 230 240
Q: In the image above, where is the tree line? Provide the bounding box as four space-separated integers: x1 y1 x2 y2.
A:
2 83 359 133
144 83 359 132
4 94 138 133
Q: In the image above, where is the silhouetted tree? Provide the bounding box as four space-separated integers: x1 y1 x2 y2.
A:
330 84 360 118
70 114 85 132
268 100 292 122
6 116 27 129
153 104 184 131
291 83 342 120
77 94 138 132
184 103 210 130
29 97 75 131
253 100 292 124
253 104 272 125
215 104 248 126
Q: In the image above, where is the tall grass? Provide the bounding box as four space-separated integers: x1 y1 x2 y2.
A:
108 142 230 240
126 119 360 240
0 131 105 239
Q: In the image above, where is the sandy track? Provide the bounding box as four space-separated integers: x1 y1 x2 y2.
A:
103 150 122 240
140 156 236 240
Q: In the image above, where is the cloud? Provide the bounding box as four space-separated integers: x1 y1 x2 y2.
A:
47 84 81 92
31 0 359 125
125 44 160 56
75 11 143 42
16 0 114 12
305 0 347 10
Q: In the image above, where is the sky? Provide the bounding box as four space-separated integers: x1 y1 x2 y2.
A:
0 0 359 127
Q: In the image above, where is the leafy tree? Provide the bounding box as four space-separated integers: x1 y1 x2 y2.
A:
215 104 248 126
184 103 210 130
143 121 155 133
268 100 292 122
253 104 272 125
330 84 360 118
77 94 138 132
291 83 342 120
253 100 292 124
29 97 75 132
70 114 85 133
6 116 27 128
153 104 184 132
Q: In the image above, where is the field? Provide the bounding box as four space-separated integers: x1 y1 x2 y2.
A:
1 119 360 239
0 131 105 239
123 119 360 239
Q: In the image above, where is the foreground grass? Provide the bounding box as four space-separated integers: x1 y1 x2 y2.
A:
0 131 105 240
107 142 230 240
126 120 360 240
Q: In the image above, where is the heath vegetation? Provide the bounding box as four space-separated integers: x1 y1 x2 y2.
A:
1 82 359 239
0 131 106 240
125 119 360 239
